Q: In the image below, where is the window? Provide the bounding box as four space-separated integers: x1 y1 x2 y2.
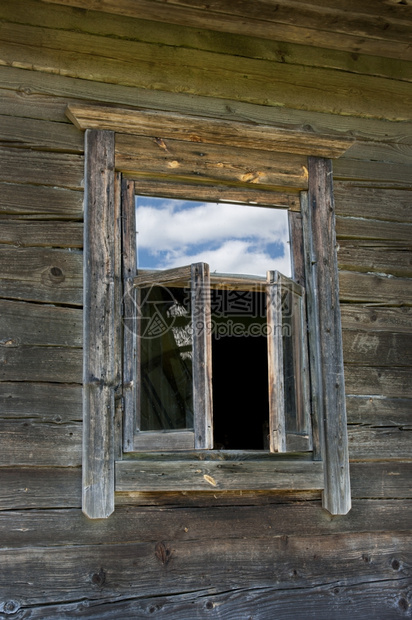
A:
69 104 353 519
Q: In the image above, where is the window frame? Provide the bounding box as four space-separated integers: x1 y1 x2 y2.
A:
74 104 353 519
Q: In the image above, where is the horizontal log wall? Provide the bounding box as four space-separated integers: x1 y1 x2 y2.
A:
0 1 411 617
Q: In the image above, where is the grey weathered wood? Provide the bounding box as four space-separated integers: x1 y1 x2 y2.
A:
334 186 412 223
336 216 412 243
340 305 412 334
266 271 286 452
116 134 309 191
0 113 83 152
343 330 412 367
0 345 82 383
305 157 351 515
300 191 322 460
83 129 116 519
121 177 137 452
0 299 82 347
0 146 83 189
68 103 354 158
339 271 412 305
337 239 412 278
346 396 412 428
288 210 305 287
116 459 323 492
192 262 213 449
344 366 412 398
0 246 83 305
347 425 412 461
40 0 412 61
0 219 83 249
0 182 83 219
129 431 195 451
134 178 298 210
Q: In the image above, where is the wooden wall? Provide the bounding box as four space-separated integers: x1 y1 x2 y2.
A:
0 0 411 617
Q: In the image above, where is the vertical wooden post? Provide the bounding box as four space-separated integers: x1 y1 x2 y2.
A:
121 178 137 452
192 262 213 449
83 129 116 519
305 157 351 515
267 271 286 453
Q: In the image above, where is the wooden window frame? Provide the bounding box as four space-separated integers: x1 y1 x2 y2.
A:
72 104 353 518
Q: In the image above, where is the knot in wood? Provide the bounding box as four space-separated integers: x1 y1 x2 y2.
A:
2 600 20 615
91 568 106 587
155 541 171 566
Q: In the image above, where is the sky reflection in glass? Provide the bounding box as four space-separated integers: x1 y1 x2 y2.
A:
135 196 291 277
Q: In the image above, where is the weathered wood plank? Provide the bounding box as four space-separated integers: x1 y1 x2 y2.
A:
0 533 410 607
192 263 213 450
68 104 354 158
0 21 410 120
344 366 412 398
334 185 412 223
346 396 412 428
341 305 412 334
0 182 83 220
0 467 81 510
339 271 412 306
350 462 412 499
121 177 137 452
2 66 411 146
0 113 83 152
336 216 412 243
337 240 412 278
348 425 412 461
343 329 412 367
0 299 82 347
83 129 116 519
0 246 82 305
116 134 309 190
134 177 299 210
334 158 412 186
0 220 83 249
0 147 83 189
3 0 410 85
0 345 82 383
0 382 82 420
0 580 409 619
39 0 412 61
305 158 351 515
116 459 324 492
0 419 81 467
1 461 410 510
2 500 412 548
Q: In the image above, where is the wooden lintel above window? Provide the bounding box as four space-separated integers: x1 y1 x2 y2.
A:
66 104 354 160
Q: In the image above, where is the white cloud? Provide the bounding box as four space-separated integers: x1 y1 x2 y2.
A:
136 198 291 276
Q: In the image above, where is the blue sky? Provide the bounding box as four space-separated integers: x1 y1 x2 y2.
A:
135 196 291 277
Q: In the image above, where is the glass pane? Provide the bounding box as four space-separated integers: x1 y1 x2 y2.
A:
139 284 193 431
135 196 290 276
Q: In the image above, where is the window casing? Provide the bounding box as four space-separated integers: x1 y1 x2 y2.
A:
72 104 353 518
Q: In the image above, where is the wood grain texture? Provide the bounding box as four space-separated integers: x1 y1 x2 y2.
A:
334 185 412 223
346 396 412 428
0 220 83 248
0 20 410 120
336 217 412 243
343 330 412 367
0 345 82 383
82 129 116 519
0 532 410 610
305 158 351 515
116 134 309 190
339 271 412 305
0 299 82 347
344 366 412 398
341 305 412 334
68 103 354 158
39 0 412 61
0 246 82 305
348 425 412 461
0 146 83 189
2 65 411 146
0 382 82 420
337 240 412 278
0 113 83 152
0 182 83 220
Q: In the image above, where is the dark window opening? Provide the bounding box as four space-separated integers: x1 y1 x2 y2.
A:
212 289 269 450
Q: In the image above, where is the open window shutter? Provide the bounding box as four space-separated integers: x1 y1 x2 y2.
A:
131 263 213 451
267 271 312 453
